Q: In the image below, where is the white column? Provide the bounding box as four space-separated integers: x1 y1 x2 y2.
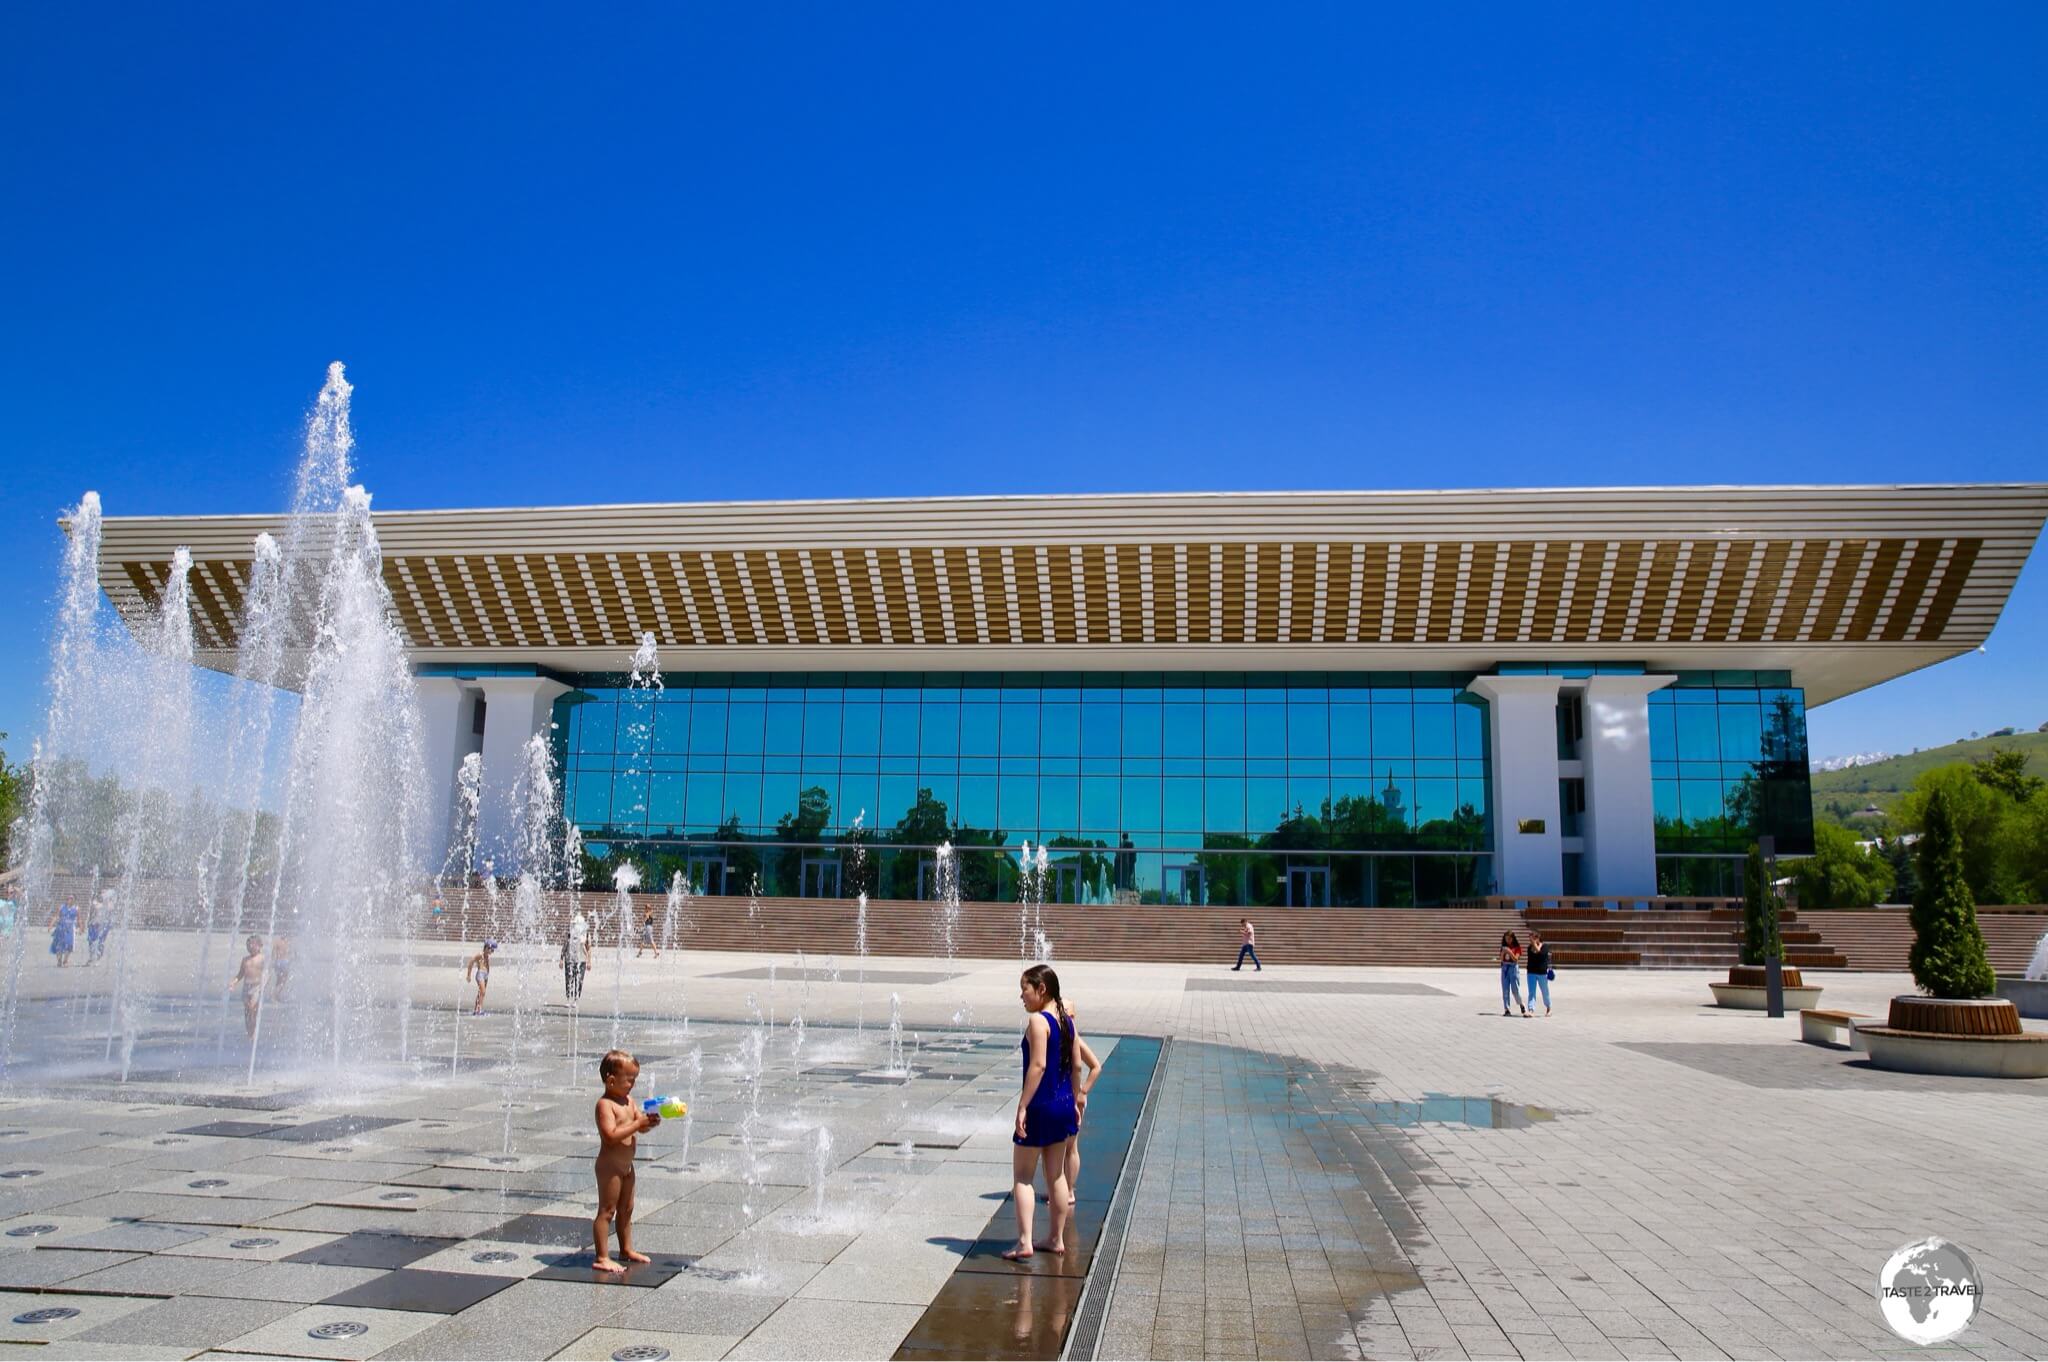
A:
1579 675 1675 901
416 677 469 873
474 677 572 872
1464 675 1564 898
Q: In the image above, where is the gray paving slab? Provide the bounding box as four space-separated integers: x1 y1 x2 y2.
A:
71 1294 302 1349
219 1302 445 1358
188 1259 390 1303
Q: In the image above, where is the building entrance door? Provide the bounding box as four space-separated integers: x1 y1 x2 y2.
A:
1164 863 1206 906
1287 865 1329 907
685 856 727 896
1050 864 1081 904
800 859 841 899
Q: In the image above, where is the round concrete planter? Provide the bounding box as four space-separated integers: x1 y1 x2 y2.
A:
1861 995 2048 1079
1709 981 1824 1010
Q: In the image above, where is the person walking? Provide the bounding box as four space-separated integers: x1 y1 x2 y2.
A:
1525 931 1553 1017
1232 918 1262 972
1499 931 1529 1017
562 913 591 1004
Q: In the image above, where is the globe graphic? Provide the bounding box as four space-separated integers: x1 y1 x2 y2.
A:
1877 1238 1981 1345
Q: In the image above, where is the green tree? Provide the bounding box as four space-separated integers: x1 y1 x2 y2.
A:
0 734 24 868
1788 822 1896 909
1739 842 1781 965
1970 747 2045 803
1907 787 1996 998
1898 765 2016 904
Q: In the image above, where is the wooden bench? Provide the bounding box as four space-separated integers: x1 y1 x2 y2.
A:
1800 1008 1870 1050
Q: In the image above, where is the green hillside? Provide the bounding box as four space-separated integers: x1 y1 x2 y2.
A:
1811 728 2048 824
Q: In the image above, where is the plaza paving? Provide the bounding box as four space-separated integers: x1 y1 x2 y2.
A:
1 937 2045 1359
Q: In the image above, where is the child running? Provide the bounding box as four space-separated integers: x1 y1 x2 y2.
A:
465 939 496 1016
228 935 266 1039
1006 963 1081 1260
634 910 658 958
591 1048 660 1272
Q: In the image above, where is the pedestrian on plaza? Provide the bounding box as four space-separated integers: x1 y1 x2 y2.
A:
1232 918 1262 971
634 909 659 959
1525 931 1553 1017
1005 963 1079 1261
47 901 78 967
1035 998 1102 1205
1499 930 1529 1017
562 913 591 1004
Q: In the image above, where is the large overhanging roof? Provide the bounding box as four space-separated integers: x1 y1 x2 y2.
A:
93 483 2047 705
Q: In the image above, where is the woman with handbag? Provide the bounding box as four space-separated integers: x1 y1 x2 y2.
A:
1498 931 1528 1017
1526 931 1554 1017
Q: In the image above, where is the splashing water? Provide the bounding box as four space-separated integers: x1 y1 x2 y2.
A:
2027 930 2048 982
884 992 906 1076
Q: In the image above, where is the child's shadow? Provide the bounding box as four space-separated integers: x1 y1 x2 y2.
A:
925 1236 977 1258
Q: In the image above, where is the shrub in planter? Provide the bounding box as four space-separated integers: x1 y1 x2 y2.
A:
1740 842 1782 967
1909 787 1996 1000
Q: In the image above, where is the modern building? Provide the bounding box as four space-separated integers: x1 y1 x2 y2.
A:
96 484 2048 906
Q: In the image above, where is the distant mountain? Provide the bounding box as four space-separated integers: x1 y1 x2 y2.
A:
1811 729 2048 824
1812 752 1891 772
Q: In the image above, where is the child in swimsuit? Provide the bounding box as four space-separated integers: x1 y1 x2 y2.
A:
1006 963 1080 1260
228 935 266 1039
466 939 496 1016
635 911 658 958
591 1048 660 1273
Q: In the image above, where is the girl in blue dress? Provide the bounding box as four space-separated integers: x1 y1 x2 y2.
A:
1005 963 1080 1260
47 902 78 967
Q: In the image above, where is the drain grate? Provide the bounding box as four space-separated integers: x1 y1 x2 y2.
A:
14 1307 81 1324
378 1191 418 1202
0 1169 42 1179
471 1250 519 1263
5 1224 58 1237
152 1137 188 1145
231 1237 280 1249
187 1178 229 1189
612 1348 671 1361
309 1321 370 1340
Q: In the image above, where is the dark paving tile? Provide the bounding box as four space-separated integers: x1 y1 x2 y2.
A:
282 1230 462 1269
320 1266 523 1313
529 1252 697 1286
255 1115 412 1143
479 1212 595 1247
172 1120 298 1139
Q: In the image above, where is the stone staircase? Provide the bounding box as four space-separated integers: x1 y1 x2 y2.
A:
1521 904 1848 970
1792 909 2046 973
417 890 1531 968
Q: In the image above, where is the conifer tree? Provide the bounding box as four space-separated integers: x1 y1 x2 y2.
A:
1908 787 1996 998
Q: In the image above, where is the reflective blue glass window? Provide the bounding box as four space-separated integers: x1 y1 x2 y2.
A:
1330 705 1370 758
959 703 999 757
919 703 959 756
1000 705 1039 758
1371 705 1414 758
577 703 616 754
652 705 690 755
722 772 761 827
802 701 841 755
1164 777 1202 830
728 700 766 754
842 703 880 755
1123 704 1162 758
1122 777 1161 830
1674 705 1719 762
1164 704 1203 757
764 702 804 755
1205 704 1244 757
999 773 1036 827
1287 704 1328 758
1245 704 1286 757
1081 777 1119 831
881 703 920 755
1039 777 1077 830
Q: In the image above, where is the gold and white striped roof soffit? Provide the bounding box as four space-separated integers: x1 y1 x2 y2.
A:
89 484 2048 704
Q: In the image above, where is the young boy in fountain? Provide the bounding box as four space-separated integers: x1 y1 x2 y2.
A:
228 935 266 1039
464 939 495 1016
591 1048 660 1272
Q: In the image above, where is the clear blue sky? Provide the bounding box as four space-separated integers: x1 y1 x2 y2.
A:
3 4 2043 764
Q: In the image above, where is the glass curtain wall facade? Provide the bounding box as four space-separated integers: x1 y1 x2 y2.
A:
553 672 1492 907
545 667 1812 906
